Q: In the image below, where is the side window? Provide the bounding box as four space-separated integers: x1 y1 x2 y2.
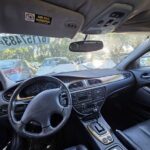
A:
139 52 150 67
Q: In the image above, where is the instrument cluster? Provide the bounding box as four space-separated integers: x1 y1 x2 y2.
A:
19 81 59 98
3 80 59 101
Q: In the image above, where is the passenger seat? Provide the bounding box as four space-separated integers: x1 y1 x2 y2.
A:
116 120 150 150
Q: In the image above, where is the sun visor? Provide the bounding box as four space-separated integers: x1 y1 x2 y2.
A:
0 0 84 38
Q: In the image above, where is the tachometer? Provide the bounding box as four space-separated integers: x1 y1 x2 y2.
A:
19 80 59 99
3 79 60 101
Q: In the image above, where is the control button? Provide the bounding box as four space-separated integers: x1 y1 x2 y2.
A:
102 138 108 144
60 99 67 106
93 107 98 113
81 103 86 109
112 22 118 25
107 136 113 142
110 12 125 18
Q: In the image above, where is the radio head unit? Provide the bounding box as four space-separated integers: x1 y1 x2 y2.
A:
71 86 106 115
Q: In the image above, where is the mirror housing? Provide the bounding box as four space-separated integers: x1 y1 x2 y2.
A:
139 55 150 67
69 41 103 52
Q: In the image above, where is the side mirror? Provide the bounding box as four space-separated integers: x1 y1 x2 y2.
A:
69 41 103 52
139 56 150 67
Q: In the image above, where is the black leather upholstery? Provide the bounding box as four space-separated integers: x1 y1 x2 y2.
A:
123 119 150 150
64 145 88 150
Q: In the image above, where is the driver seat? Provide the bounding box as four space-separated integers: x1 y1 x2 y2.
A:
64 145 88 150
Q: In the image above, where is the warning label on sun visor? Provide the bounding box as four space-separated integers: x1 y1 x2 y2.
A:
25 12 52 25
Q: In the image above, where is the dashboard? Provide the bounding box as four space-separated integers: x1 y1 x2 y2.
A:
0 69 135 116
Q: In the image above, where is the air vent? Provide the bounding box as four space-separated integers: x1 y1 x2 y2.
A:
3 90 13 101
69 81 84 91
87 79 102 86
123 72 131 78
3 86 18 101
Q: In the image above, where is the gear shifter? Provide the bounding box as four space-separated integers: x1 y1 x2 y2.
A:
89 122 106 135
88 121 114 145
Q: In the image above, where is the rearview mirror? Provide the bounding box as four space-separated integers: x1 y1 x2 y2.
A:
69 41 103 52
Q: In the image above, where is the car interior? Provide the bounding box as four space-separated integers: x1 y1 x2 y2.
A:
0 0 150 150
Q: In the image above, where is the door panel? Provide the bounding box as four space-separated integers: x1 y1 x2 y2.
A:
136 87 150 107
130 68 150 119
131 68 150 87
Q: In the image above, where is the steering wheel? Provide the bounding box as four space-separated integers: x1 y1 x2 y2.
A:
8 76 72 138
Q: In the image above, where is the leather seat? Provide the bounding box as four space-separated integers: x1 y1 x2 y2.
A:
123 119 150 150
64 145 88 150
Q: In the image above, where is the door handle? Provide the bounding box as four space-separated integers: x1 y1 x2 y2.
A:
141 75 150 79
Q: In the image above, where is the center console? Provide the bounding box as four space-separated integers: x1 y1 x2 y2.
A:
88 122 113 145
81 116 127 150
70 84 127 150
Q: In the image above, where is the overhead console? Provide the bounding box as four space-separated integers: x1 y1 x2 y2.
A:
83 3 133 34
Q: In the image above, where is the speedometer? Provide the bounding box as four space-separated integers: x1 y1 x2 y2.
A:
19 80 59 99
44 82 59 90
3 78 60 101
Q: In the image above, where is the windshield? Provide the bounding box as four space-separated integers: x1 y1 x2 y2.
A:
0 33 149 82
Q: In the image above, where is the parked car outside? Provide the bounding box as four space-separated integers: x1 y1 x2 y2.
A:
76 56 116 69
36 57 79 75
0 59 33 82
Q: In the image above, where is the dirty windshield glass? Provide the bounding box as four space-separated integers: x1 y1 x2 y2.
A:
0 33 148 82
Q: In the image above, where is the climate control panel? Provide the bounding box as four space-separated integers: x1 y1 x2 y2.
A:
71 86 106 115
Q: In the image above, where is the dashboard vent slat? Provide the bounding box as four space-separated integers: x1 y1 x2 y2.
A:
3 92 11 101
123 72 131 78
3 85 19 101
87 79 102 86
69 81 84 91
